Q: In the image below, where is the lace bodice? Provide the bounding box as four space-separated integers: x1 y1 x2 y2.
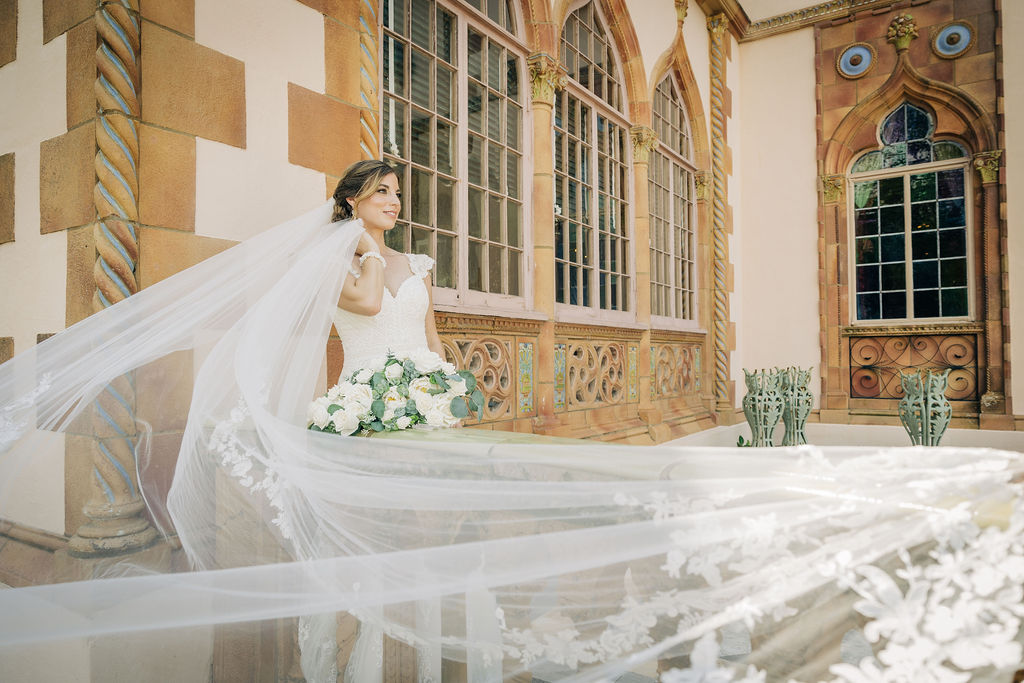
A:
332 253 434 380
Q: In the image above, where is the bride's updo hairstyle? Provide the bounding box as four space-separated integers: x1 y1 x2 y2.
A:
331 159 397 222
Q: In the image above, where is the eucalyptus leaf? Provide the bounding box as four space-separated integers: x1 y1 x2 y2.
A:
432 372 450 392
471 389 484 413
457 370 477 392
371 399 385 418
369 421 384 432
450 397 470 418
327 404 342 415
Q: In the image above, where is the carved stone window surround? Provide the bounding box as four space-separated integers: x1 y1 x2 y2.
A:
435 311 544 336
842 323 983 338
554 321 644 341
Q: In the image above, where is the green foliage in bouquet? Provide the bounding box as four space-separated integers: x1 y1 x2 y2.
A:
307 353 484 436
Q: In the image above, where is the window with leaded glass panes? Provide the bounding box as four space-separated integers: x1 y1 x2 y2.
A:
554 1 630 313
381 0 524 303
850 103 970 322
560 1 622 112
649 75 695 321
466 25 523 296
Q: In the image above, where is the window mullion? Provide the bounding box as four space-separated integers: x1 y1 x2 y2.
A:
589 110 598 310
456 14 469 300
903 172 913 319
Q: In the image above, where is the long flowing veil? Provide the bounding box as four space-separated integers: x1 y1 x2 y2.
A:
1 201 1023 682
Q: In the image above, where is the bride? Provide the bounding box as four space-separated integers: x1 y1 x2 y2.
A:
331 160 446 378
1 159 1023 683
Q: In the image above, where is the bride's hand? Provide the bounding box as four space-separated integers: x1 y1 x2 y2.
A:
354 232 379 257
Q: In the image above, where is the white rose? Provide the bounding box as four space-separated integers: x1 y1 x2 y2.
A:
384 362 404 383
330 407 361 435
424 403 448 427
326 384 343 401
446 377 468 397
395 415 412 430
353 368 373 384
424 399 460 428
408 377 435 414
408 349 445 374
365 355 387 373
440 361 457 376
308 402 331 429
345 383 374 411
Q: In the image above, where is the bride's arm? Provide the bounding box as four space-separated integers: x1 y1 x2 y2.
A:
423 273 444 357
337 232 386 316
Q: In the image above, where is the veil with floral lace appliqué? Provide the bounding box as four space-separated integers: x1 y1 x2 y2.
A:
0 201 1022 683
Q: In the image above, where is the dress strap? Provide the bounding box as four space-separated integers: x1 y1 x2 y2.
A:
406 253 435 278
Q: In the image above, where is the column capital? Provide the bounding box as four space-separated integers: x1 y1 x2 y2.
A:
675 0 688 24
707 13 728 39
973 150 1002 184
694 170 711 201
527 52 568 107
821 173 844 204
630 125 658 163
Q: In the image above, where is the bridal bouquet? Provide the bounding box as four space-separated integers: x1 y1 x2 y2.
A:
307 350 484 435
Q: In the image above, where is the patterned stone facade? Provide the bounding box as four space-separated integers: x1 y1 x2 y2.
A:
814 0 1010 428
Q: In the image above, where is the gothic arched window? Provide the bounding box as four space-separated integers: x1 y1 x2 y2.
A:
381 0 525 306
650 75 695 322
554 1 631 314
850 102 970 322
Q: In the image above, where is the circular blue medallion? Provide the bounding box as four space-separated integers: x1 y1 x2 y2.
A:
933 22 973 58
838 43 875 79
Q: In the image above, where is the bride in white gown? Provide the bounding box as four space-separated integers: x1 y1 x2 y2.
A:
1 160 1024 683
331 160 446 378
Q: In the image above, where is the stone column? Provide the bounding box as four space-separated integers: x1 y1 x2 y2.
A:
68 0 156 556
630 125 660 434
974 150 1010 422
706 13 734 419
527 53 566 432
819 173 849 421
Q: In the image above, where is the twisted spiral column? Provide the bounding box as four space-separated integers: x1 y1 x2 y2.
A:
69 0 156 556
358 0 380 159
707 14 732 413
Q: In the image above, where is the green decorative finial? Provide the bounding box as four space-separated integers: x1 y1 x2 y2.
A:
741 368 784 447
897 368 952 446
780 367 813 446
887 14 918 51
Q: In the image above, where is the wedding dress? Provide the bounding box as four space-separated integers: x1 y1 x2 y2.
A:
327 252 447 683
1 201 1023 683
333 252 435 379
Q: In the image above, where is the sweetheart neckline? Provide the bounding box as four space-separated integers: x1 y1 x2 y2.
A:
381 272 424 300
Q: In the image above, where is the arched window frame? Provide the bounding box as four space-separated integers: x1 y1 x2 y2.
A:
847 102 974 325
553 0 635 322
380 0 534 314
649 73 698 329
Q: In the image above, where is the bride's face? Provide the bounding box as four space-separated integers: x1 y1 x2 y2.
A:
353 173 401 232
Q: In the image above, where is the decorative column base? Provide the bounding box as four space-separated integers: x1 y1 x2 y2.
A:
68 498 158 557
980 391 1005 414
